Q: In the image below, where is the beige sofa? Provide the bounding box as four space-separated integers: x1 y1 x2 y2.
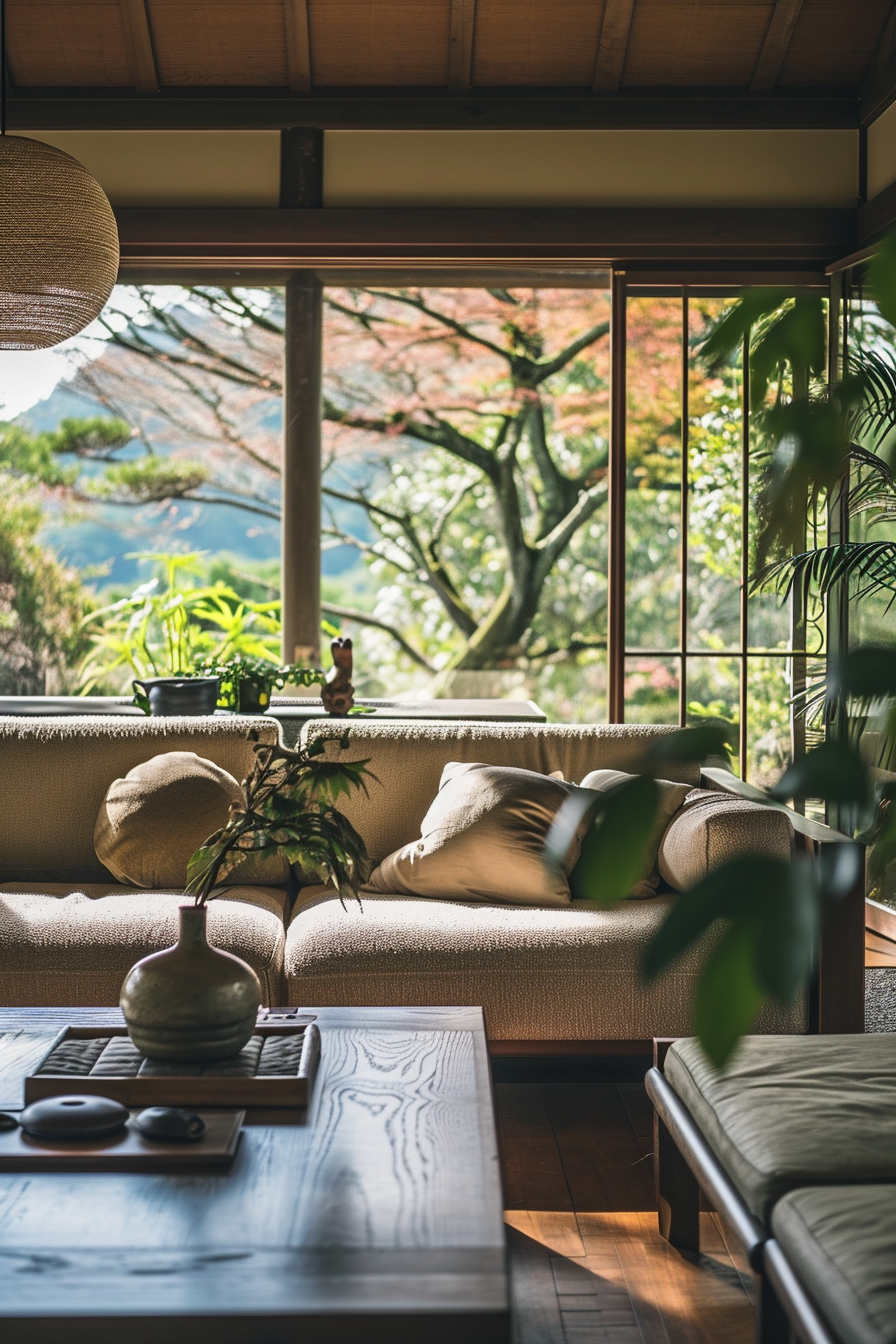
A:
0 714 856 1045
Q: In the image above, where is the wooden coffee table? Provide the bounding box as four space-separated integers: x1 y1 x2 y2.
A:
0 1005 508 1344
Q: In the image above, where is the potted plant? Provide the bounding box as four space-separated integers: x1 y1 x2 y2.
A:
195 655 323 714
119 730 373 1061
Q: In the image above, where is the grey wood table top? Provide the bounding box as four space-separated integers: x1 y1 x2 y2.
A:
0 1005 508 1344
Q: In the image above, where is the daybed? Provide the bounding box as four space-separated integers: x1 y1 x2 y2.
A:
0 715 863 1047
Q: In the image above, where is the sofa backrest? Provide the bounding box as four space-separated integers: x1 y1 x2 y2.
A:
301 720 701 863
0 716 281 882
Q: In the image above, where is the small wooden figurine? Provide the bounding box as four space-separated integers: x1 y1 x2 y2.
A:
321 637 355 716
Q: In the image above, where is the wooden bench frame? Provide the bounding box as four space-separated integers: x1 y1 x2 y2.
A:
647 761 871 1335
761 1239 841 1344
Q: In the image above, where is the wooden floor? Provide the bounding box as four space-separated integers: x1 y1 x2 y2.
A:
493 1061 755 1344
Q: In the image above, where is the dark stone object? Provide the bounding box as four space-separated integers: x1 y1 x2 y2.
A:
133 676 220 716
320 637 354 716
134 1107 206 1143
20 1095 129 1140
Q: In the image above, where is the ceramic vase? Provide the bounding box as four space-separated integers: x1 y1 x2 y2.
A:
120 904 260 1062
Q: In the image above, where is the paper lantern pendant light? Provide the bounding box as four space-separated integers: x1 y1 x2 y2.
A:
0 134 120 350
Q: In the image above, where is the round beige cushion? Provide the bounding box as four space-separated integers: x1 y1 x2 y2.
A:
94 751 288 889
657 787 794 891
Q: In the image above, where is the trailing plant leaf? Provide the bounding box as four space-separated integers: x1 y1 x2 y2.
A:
644 724 732 768
693 917 767 1069
754 855 820 1005
827 646 896 703
868 229 896 333
644 854 823 1067
185 730 374 906
563 777 661 906
769 739 870 809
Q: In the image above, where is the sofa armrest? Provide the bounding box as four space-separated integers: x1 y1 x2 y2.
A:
700 766 865 1035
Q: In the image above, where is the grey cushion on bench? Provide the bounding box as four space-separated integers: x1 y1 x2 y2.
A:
772 1185 896 1344
665 1035 896 1222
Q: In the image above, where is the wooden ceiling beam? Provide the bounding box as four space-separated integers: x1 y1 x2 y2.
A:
593 0 635 94
111 205 855 271
120 0 159 94
448 0 476 90
751 0 804 93
861 0 896 124
284 0 312 94
7 89 859 132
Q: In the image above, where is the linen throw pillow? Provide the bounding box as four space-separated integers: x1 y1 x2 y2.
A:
658 787 794 892
569 768 691 900
94 751 289 889
365 761 580 907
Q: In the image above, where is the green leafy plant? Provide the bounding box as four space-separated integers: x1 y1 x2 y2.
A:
78 552 288 696
544 704 881 1069
186 730 374 906
193 654 323 712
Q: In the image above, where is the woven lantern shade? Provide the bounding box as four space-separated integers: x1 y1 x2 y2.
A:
0 135 120 350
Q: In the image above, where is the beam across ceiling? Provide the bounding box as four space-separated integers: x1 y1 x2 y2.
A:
120 0 159 94
8 87 859 132
593 0 635 94
284 0 312 94
112 205 856 273
751 0 804 94
448 0 476 91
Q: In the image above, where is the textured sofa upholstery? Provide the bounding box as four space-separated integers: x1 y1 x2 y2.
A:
283 719 805 1041
0 714 804 1042
0 716 287 1005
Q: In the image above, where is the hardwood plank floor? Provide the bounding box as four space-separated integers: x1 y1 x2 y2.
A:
494 1065 754 1344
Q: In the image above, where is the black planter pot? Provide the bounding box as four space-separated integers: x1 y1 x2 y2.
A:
238 682 272 715
133 676 220 716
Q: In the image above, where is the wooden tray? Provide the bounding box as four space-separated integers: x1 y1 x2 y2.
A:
24 1021 320 1117
0 1108 244 1171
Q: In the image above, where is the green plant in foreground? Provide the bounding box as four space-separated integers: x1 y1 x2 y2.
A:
186 731 374 906
546 654 896 1069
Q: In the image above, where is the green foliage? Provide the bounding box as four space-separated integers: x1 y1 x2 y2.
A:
0 473 91 693
86 457 212 504
545 646 896 1066
78 551 287 695
193 654 322 711
0 416 135 488
561 777 661 906
186 731 374 906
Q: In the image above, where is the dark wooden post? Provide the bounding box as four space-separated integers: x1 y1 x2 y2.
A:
607 269 627 723
282 273 322 667
280 128 324 209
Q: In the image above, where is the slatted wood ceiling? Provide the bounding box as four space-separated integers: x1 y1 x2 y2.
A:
6 0 895 92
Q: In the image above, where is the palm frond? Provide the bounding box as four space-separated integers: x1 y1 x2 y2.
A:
850 349 896 444
751 541 896 608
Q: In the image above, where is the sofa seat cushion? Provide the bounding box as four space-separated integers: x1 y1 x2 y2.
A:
665 1036 896 1224
0 883 287 1007
284 887 805 1040
771 1185 896 1344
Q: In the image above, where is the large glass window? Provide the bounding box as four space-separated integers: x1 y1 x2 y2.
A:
620 285 818 786
0 271 830 789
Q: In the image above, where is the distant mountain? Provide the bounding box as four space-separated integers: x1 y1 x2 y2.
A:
18 364 375 591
